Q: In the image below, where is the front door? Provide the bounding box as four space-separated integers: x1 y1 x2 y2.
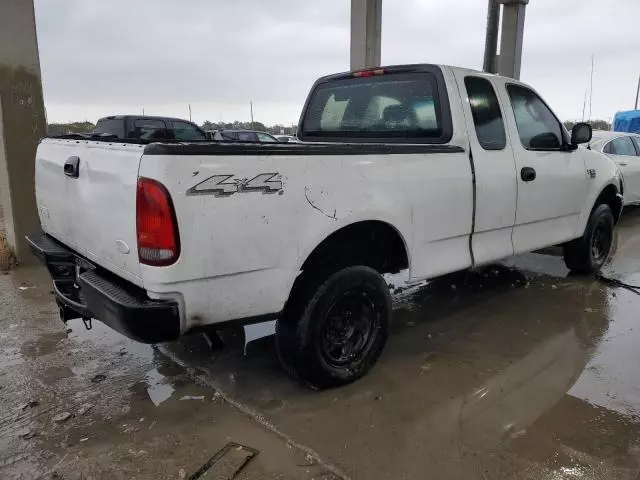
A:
496 81 588 254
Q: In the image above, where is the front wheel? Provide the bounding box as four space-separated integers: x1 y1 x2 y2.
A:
276 266 391 389
563 204 614 274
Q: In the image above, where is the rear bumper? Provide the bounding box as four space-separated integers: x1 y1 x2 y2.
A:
26 232 180 344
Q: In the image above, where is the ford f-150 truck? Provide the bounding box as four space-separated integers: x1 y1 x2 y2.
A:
27 64 622 389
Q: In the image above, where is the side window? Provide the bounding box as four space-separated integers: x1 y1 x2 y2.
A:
633 137 640 155
220 131 238 141
464 77 506 150
507 85 563 150
172 121 205 141
237 131 258 142
608 136 638 156
256 132 277 143
94 118 124 138
133 119 167 140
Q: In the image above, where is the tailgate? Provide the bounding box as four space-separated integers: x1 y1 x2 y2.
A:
35 139 144 285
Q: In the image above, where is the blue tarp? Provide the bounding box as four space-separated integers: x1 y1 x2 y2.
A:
613 110 640 133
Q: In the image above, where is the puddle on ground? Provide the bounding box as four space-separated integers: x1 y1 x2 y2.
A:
144 367 176 406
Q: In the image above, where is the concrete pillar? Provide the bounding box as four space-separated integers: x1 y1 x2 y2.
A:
483 0 500 74
350 0 382 70
0 0 46 263
497 0 529 80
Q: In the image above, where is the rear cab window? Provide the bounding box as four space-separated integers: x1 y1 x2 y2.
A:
299 66 452 143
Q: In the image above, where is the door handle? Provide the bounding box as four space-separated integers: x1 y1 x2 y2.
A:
64 156 80 178
618 162 628 166
521 166 536 182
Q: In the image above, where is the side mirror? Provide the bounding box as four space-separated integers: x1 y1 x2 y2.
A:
571 122 592 145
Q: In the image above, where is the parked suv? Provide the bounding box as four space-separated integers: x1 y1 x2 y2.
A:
94 115 209 141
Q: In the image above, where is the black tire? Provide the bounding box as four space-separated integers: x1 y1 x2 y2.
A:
276 266 391 389
563 204 614 274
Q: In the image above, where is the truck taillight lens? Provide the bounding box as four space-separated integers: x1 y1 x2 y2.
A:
136 178 180 266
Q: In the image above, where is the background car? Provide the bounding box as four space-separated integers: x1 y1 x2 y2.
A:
589 131 640 205
212 130 280 142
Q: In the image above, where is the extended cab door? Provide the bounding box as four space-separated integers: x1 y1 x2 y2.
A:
496 81 588 253
452 71 518 264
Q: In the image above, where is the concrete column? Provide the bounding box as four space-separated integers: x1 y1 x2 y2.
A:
497 0 529 80
0 0 46 263
483 0 500 74
350 0 382 70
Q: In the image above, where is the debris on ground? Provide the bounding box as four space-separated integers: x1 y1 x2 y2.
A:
52 412 72 423
19 399 40 411
77 403 94 416
17 427 34 439
178 468 187 479
91 374 107 383
180 395 205 401
584 307 595 313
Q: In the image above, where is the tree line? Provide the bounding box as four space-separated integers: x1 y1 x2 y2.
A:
563 119 611 132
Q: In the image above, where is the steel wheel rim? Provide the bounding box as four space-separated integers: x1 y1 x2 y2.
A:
591 222 610 264
320 290 380 367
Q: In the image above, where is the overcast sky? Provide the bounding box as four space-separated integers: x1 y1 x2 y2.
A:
35 0 640 126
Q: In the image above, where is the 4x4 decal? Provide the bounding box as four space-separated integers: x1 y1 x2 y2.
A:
187 173 283 197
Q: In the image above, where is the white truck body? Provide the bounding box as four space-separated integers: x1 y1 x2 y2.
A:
30 64 622 387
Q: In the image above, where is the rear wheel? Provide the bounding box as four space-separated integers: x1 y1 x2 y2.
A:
276 266 391 389
564 204 614 274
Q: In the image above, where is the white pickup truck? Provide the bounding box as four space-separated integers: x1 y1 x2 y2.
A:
28 64 622 389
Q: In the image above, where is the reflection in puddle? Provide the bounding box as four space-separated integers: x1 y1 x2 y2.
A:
144 368 175 406
569 289 640 418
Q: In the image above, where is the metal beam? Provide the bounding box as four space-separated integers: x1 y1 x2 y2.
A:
0 0 46 263
350 0 382 70
497 0 529 80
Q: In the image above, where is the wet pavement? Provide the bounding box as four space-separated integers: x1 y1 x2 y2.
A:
3 209 640 479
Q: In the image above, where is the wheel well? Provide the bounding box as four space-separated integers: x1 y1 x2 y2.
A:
300 221 409 276
593 184 622 223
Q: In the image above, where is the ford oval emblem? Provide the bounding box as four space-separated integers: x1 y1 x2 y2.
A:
116 240 130 254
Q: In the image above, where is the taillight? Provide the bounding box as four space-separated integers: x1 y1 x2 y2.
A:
136 178 180 266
